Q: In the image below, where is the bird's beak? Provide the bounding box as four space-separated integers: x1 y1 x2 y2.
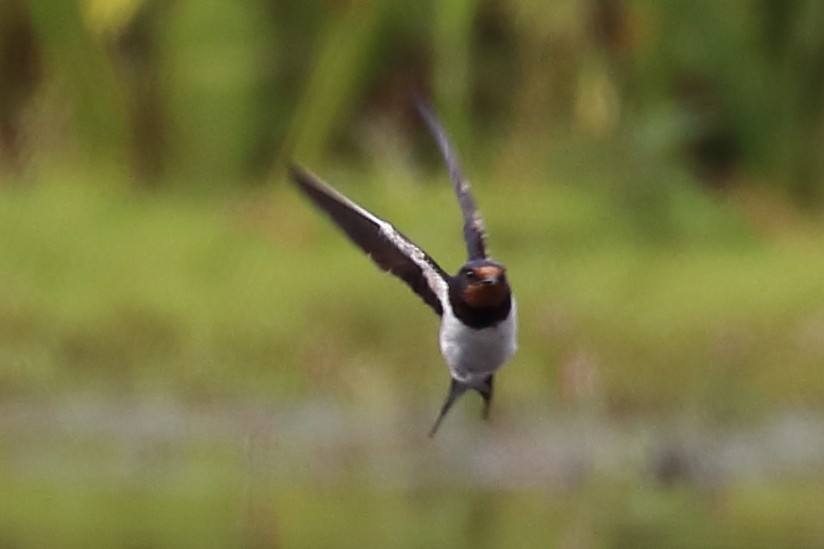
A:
481 275 498 286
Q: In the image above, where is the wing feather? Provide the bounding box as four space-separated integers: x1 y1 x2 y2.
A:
416 100 488 260
290 166 449 315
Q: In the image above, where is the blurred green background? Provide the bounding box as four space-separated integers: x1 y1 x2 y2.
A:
3 0 824 547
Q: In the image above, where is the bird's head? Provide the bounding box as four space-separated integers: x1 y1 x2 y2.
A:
453 259 510 309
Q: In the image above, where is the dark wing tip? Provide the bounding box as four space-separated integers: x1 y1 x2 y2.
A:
412 95 431 117
413 98 445 143
288 163 315 190
289 164 337 206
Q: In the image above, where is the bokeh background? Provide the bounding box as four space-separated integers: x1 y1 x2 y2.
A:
3 0 824 546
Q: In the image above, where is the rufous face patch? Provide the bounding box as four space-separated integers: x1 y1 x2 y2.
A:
474 265 503 281
463 266 508 308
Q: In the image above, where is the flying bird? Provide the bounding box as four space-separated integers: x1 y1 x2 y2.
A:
289 101 517 436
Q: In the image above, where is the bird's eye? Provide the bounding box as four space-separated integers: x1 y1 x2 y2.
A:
464 270 476 280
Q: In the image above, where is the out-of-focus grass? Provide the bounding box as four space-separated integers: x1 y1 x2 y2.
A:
2 166 824 546
3 427 824 548
2 168 824 413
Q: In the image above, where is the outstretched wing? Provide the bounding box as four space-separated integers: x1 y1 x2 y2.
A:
416 100 488 260
290 166 450 316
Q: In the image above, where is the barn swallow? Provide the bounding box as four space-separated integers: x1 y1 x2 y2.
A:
289 101 517 436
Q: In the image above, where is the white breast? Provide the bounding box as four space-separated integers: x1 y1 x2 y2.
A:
438 299 518 387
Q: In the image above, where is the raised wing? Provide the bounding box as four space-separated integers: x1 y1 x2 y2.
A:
290 166 450 316
416 100 488 260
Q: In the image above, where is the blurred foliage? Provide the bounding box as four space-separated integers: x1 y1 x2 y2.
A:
1 0 824 203
1 173 824 545
4 1 824 547
2 173 824 547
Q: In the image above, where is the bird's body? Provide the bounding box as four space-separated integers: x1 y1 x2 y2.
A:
290 100 517 435
439 299 517 388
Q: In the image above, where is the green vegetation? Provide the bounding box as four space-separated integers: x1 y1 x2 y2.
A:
3 0 824 546
2 168 824 546
3 168 824 410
